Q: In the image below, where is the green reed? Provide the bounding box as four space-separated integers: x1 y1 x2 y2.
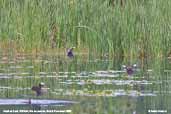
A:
0 0 171 59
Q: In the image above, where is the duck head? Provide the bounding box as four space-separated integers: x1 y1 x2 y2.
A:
39 82 45 88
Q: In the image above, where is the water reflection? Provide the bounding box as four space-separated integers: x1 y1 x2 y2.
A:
0 53 170 113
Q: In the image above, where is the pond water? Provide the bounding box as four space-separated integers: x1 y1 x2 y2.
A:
0 53 170 114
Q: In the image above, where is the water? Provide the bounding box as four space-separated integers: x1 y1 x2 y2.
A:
0 53 170 114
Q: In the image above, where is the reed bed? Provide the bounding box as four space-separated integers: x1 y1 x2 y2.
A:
0 0 171 60
0 1 171 113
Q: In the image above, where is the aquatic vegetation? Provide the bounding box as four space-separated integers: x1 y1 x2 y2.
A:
0 0 170 59
0 0 170 113
0 54 169 113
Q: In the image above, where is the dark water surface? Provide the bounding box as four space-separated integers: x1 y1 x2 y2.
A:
0 53 170 114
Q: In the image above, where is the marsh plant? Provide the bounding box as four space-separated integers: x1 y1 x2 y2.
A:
0 0 170 59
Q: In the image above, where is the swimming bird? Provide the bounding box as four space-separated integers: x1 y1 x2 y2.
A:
67 47 75 58
122 64 137 76
31 82 47 96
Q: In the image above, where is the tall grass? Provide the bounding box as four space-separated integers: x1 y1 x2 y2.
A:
0 0 171 59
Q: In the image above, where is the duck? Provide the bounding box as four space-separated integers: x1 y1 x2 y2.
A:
122 64 137 76
31 82 47 96
67 47 75 58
